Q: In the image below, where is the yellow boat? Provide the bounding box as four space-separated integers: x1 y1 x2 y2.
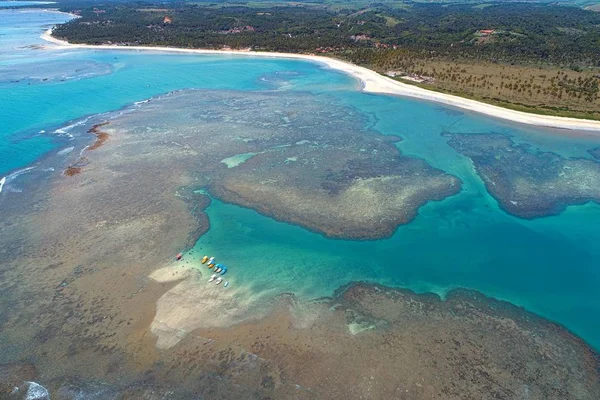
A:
208 263 215 269
201 255 209 264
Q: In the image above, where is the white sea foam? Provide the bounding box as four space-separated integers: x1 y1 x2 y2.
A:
57 146 74 155
7 166 35 181
1 167 35 194
52 117 91 137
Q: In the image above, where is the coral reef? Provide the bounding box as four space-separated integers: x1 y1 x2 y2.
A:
445 132 600 218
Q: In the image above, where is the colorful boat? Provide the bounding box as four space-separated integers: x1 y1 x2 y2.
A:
204 256 230 279
176 253 183 261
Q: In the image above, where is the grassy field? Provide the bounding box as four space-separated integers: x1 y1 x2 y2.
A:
359 57 600 120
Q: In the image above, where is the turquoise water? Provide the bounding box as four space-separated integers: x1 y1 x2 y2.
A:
0 1 55 7
2 9 600 349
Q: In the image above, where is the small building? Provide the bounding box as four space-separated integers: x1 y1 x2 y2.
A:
477 29 496 36
163 16 173 24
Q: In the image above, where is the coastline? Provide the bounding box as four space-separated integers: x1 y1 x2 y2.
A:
40 28 600 132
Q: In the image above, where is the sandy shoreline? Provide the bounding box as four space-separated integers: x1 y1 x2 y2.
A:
40 28 600 132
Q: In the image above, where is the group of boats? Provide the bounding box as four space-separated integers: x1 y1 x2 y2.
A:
201 255 229 287
175 253 232 287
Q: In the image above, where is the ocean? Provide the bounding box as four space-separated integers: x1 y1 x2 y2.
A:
1 6 600 352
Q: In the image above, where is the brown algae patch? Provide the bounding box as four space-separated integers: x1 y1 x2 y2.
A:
445 132 600 218
87 122 110 150
63 166 82 176
62 121 108 176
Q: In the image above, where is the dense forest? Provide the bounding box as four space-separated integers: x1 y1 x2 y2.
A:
53 2 600 118
54 2 600 65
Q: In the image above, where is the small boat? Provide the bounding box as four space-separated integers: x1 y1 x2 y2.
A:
207 263 215 269
201 255 209 264
176 253 183 261
224 281 229 288
220 267 227 275
215 267 222 273
208 274 217 283
215 277 223 285
208 256 215 263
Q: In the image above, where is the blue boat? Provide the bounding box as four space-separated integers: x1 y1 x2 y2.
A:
220 266 228 275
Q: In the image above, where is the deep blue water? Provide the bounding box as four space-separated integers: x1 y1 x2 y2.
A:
1 9 600 349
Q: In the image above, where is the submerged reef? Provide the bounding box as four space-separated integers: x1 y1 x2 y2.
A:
0 60 112 85
444 132 600 218
590 147 600 160
97 89 460 239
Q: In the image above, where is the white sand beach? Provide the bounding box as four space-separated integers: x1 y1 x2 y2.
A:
41 29 600 132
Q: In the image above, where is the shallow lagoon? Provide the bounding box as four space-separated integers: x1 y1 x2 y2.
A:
1 9 600 350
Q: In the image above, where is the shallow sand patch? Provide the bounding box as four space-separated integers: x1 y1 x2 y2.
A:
149 264 271 349
220 152 257 168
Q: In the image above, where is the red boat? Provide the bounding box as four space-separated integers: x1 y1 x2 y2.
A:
176 253 183 261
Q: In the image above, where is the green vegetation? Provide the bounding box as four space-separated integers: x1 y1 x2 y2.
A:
53 1 600 119
54 2 600 64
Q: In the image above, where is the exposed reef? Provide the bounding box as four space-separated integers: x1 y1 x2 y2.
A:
444 132 600 218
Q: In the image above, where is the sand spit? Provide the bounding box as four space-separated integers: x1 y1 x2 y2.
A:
40 29 600 132
149 264 271 349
